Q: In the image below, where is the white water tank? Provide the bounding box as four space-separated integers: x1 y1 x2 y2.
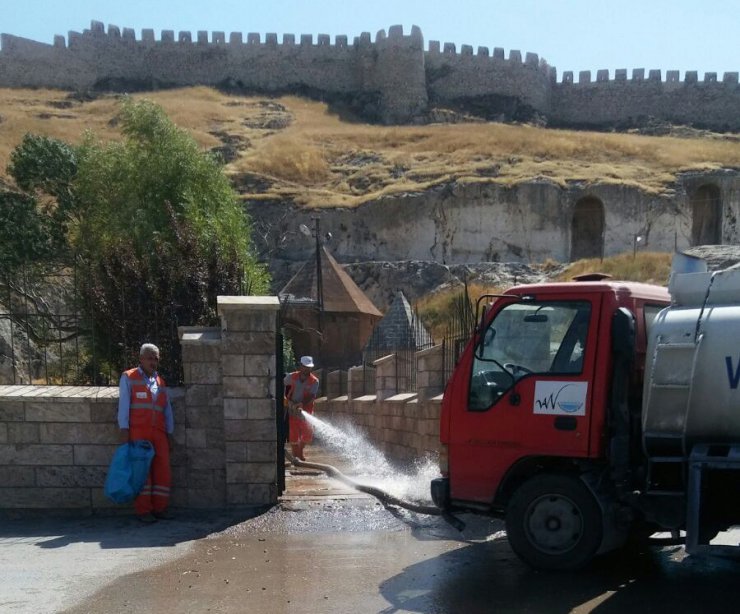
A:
643 266 740 454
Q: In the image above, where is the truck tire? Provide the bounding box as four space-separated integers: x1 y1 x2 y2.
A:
505 473 603 570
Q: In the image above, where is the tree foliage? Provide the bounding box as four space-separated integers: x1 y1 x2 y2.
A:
2 99 269 382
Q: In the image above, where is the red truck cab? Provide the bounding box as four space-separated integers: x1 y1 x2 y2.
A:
432 280 670 568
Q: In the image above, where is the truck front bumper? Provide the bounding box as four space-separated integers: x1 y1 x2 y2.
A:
431 477 450 510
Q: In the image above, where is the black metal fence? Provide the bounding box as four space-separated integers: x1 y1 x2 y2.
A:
359 284 475 394
441 284 477 385
0 266 183 386
361 304 435 395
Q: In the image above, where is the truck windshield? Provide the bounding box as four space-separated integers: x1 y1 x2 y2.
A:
469 300 591 411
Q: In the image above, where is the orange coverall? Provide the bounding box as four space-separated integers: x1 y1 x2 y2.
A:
124 368 172 515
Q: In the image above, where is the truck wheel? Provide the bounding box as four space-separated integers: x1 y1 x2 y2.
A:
505 473 603 570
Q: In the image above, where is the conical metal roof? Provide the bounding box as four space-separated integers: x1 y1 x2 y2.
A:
279 246 382 316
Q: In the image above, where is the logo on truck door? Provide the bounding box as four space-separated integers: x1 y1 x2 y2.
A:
533 381 588 416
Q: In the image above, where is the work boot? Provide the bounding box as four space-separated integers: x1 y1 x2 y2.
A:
138 513 157 524
290 444 301 460
153 509 175 520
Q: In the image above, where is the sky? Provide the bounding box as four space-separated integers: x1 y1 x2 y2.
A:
2 0 738 79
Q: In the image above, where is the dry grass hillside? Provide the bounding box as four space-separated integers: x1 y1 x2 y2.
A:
1 87 739 207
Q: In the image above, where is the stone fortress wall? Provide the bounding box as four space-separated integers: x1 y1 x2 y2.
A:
0 21 738 129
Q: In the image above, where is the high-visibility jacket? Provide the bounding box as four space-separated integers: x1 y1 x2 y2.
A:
125 367 169 433
285 371 319 413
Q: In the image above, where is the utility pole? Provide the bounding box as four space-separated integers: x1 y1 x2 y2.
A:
313 216 324 354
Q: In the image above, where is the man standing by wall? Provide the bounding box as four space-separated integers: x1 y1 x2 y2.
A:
118 343 174 523
284 356 320 461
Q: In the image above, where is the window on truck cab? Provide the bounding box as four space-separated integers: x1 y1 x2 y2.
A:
468 300 592 411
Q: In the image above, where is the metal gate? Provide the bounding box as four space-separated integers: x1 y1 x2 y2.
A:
275 315 286 496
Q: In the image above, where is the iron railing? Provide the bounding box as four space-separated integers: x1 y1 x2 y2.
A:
0 266 183 386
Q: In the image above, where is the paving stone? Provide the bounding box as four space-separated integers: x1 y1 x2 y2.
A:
187 487 226 508
1 487 91 508
188 448 225 470
25 402 91 422
247 399 275 420
224 419 275 442
225 442 248 462
223 398 248 420
72 444 118 466
7 423 39 443
221 355 244 377
36 466 107 487
0 465 35 486
186 428 207 448
90 403 118 423
0 444 74 465
0 401 25 421
222 376 269 398
247 441 277 463
39 423 118 444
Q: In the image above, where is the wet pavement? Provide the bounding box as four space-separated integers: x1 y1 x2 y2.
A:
2 445 740 613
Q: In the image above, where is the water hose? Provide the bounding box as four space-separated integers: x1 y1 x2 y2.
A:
285 450 466 531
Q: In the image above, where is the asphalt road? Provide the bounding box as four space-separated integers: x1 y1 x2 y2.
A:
1 447 739 613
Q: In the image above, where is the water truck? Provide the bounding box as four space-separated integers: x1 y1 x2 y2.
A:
431 255 740 569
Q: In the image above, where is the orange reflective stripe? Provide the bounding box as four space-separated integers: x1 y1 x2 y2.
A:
130 404 164 411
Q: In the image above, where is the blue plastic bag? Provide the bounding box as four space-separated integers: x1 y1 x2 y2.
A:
104 440 155 504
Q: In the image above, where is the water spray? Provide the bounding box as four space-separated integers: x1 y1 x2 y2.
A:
288 411 466 531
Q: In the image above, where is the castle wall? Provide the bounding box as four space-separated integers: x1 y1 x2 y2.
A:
552 70 740 132
425 44 553 120
1 21 737 128
0 21 426 124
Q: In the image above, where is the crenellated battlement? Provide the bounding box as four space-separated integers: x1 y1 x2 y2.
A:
41 20 423 52
559 67 739 86
0 21 738 130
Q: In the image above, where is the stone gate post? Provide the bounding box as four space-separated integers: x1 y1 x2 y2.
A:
218 296 280 506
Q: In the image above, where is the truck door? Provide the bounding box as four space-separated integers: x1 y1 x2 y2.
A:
449 296 600 504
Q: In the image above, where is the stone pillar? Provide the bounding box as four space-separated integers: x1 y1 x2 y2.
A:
416 344 445 401
178 327 225 508
348 365 375 399
374 354 397 401
326 370 347 398
218 296 280 507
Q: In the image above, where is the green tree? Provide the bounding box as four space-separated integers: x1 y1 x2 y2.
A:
4 99 269 382
7 134 78 255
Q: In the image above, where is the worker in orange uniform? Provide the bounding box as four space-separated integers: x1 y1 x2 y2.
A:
118 343 175 523
284 356 320 461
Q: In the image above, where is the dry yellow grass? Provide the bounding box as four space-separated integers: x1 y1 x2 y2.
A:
1 87 738 207
416 281 502 340
555 252 673 285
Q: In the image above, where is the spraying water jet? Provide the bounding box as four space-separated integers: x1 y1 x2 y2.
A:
287 411 466 530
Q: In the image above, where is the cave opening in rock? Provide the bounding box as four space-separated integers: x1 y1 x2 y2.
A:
571 196 605 261
691 184 722 246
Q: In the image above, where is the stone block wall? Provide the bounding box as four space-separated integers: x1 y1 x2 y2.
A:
317 344 445 464
0 386 184 511
0 296 281 514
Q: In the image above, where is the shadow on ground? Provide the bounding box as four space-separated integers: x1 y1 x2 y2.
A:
378 536 740 614
0 508 267 550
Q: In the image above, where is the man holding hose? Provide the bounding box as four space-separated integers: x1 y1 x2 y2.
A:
284 355 320 461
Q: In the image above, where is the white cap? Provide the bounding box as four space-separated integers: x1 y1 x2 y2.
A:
300 356 314 368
